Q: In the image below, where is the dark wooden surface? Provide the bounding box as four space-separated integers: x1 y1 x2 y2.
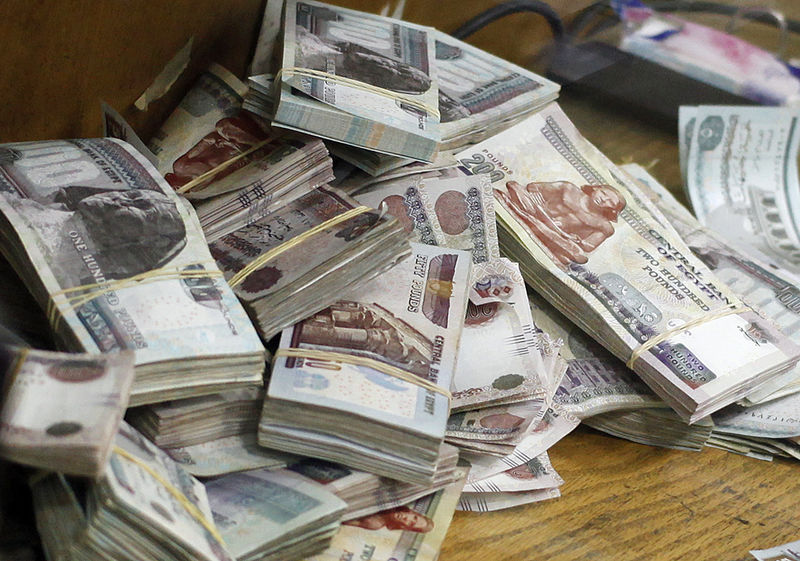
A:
2 1 800 560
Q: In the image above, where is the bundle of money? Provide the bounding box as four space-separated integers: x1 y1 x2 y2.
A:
141 64 334 243
584 408 714 451
272 0 441 162
626 161 800 406
286 446 461 520
259 243 472 484
0 139 267 406
0 345 134 477
306 473 466 561
127 386 263 449
457 452 563 512
209 185 411 340
433 30 559 151
206 468 347 561
462 103 800 421
31 422 232 561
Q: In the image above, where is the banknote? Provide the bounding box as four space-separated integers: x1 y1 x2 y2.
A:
460 103 800 421
338 149 460 194
0 345 134 476
0 139 266 405
251 0 286 75
750 538 800 561
287 449 461 521
713 392 800 439
352 173 441 245
278 0 439 145
457 487 560 512
418 172 499 263
260 243 472 483
446 400 545 442
683 105 800 274
207 468 346 561
461 404 580 482
307 471 466 561
148 64 248 177
164 433 298 478
434 30 559 149
101 101 157 165
452 260 549 410
463 452 563 493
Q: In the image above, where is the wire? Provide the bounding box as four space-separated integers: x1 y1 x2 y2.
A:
451 0 565 42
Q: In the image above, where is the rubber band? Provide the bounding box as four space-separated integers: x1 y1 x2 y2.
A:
626 303 746 369
275 67 441 120
46 264 223 330
275 347 451 399
227 205 373 288
177 137 277 195
112 445 226 545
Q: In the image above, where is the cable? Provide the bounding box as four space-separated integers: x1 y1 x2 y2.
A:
451 0 565 42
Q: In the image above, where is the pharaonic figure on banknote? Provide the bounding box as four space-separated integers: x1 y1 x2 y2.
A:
496 179 626 266
164 112 273 189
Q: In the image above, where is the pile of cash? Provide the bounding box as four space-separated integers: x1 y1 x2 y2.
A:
10 3 800 561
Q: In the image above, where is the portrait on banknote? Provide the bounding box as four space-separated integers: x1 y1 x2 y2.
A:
343 505 435 533
496 180 626 266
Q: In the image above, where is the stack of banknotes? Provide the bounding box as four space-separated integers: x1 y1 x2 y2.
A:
465 103 800 422
258 241 471 484
0 138 268 406
209 185 411 340
555 164 800 461
245 0 559 172
127 386 263 449
0 344 134 476
140 64 335 243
